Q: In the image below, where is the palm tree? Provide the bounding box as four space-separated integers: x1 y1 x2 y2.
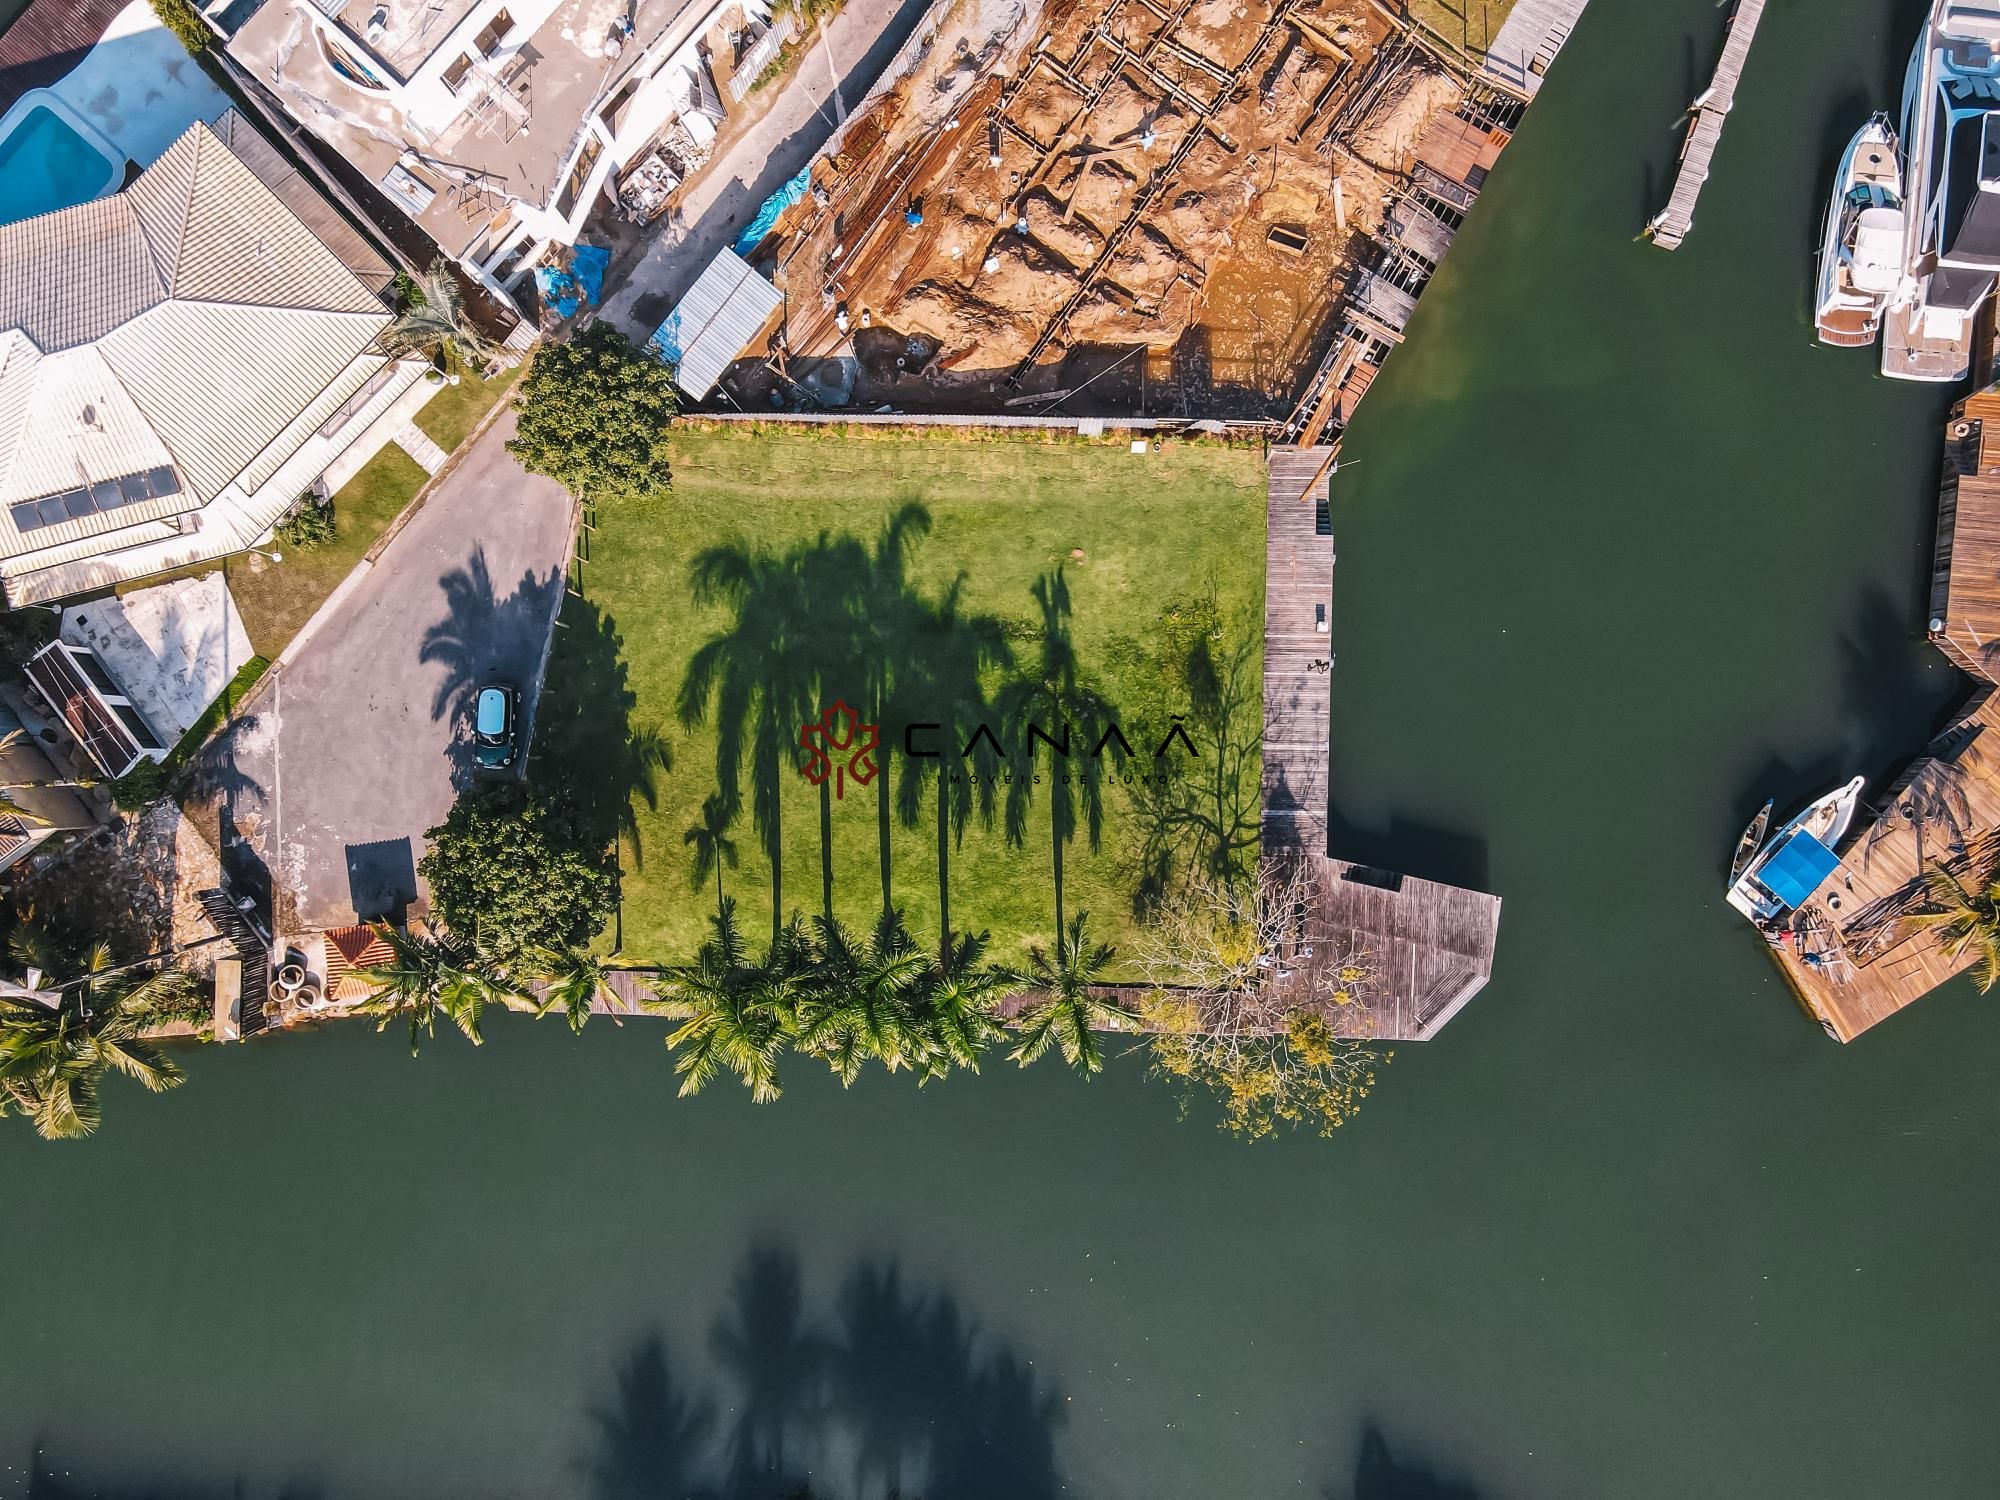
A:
1009 912 1131 1078
996 569 1120 937
1907 858 2000 991
526 945 635 1033
375 257 498 368
357 925 526 1054
795 909 932 1084
651 897 802 1102
0 928 193 1140
684 793 740 926
913 929 1012 1082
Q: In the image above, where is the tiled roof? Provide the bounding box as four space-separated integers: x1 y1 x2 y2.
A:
0 113 390 554
323 924 395 1003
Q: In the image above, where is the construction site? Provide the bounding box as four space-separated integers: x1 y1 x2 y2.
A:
720 0 1528 430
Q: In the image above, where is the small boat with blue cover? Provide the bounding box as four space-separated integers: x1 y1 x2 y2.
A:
1726 776 1866 924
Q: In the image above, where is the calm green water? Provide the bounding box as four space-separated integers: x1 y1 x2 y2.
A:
7 2 1998 1496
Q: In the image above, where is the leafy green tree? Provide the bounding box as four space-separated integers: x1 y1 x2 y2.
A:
509 324 678 499
357 925 525 1054
795 910 932 1084
0 928 196 1140
1009 913 1130 1078
652 898 803 1102
914 929 1013 1082
419 781 617 960
148 0 210 55
376 258 498 368
1909 858 2000 991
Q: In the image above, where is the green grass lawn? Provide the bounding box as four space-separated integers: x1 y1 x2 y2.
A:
1410 0 1518 57
415 364 522 451
578 424 1267 972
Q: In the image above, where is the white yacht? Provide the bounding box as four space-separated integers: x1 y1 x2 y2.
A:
1817 114 1904 346
1726 776 1866 924
1883 1 2000 382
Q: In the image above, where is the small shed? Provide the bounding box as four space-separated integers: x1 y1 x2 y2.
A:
648 248 783 399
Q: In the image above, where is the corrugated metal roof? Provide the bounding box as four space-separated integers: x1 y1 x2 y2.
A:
649 248 782 399
0 114 391 565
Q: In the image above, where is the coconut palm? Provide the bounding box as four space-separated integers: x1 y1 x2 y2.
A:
1907 858 2000 991
996 569 1121 937
526 945 637 1033
684 793 740 927
375 257 498 367
795 909 932 1084
1009 912 1131 1078
357 924 525 1054
652 897 803 1102
0 928 193 1140
913 929 1013 1082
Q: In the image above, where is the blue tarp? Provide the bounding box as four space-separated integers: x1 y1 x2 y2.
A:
534 244 611 320
1759 831 1840 909
735 165 811 257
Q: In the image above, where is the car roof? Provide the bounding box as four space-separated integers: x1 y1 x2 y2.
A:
476 686 510 736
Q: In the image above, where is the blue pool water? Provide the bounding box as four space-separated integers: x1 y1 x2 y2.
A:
0 104 119 226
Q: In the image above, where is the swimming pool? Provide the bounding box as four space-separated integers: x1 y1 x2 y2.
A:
0 92 123 227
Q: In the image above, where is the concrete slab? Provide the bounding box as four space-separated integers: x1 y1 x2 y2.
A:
60 574 253 742
52 1 233 167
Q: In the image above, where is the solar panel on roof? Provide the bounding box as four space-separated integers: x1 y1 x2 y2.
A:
146 466 179 497
90 479 122 509
36 498 66 526
118 473 149 504
61 490 92 519
10 502 43 533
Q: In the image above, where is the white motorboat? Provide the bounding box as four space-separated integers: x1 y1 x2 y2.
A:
1883 1 2000 382
1725 776 1866 923
1817 114 1904 346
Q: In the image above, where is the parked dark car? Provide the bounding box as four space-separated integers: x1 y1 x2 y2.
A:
474 684 519 770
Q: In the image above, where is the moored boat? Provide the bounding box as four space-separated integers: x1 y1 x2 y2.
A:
1729 799 1773 885
1817 114 1904 347
1725 776 1866 924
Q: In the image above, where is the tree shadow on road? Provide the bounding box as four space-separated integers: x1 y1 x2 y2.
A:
419 544 566 779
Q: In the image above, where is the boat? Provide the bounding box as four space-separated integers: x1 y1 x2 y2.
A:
1726 776 1867 924
1817 114 1904 347
1728 799 1773 885
1883 1 2000 382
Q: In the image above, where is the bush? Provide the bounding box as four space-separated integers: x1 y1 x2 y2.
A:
111 759 168 812
148 0 210 55
277 500 337 551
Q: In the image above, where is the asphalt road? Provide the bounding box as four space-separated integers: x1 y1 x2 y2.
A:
600 0 935 336
217 409 574 933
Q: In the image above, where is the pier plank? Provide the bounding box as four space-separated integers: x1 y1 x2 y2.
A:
1647 0 1766 250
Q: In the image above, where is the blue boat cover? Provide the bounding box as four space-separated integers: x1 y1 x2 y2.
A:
1760 831 1839 909
572 243 609 306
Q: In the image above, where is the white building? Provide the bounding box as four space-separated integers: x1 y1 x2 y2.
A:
0 112 438 607
219 0 784 308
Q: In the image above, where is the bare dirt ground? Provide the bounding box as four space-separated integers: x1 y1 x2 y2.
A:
745 0 1471 415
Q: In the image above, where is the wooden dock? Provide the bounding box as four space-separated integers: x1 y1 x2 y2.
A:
1259 447 1502 1040
1762 385 2000 1039
1646 0 1766 250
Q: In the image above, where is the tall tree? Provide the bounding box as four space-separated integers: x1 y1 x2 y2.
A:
357 925 526 1054
375 257 499 368
913 929 1013 1082
795 910 933 1084
509 324 678 500
0 928 194 1140
1908 857 2000 991
996 569 1120 937
652 898 803 1102
1009 913 1130 1078
684 792 740 926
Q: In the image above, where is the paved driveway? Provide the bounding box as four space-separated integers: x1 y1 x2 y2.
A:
214 410 574 933
600 0 934 337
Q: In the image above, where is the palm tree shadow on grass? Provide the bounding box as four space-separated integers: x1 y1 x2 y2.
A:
531 593 670 867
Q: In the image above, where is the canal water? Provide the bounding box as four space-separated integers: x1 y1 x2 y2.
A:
5 2 1996 1496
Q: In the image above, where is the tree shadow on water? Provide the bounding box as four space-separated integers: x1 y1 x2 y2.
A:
584 1246 1065 1500
1336 1422 1486 1500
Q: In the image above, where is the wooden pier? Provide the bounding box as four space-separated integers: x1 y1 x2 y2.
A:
1259 447 1502 1040
1646 0 1766 250
1761 385 2000 1039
